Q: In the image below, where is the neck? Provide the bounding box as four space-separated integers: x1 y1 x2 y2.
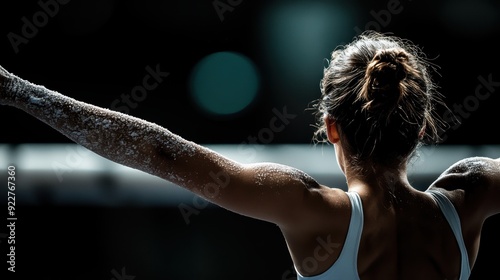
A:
344 163 416 206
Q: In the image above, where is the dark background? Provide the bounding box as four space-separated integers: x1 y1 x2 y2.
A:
0 0 499 145
1 0 500 279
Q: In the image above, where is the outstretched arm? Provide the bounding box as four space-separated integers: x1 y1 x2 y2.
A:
0 66 327 227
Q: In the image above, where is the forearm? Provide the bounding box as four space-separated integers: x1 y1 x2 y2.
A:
2 73 200 184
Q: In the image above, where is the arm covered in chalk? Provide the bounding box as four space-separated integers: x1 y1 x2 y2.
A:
0 68 203 186
0 66 328 228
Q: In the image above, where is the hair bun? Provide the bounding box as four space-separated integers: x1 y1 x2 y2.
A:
370 50 407 90
361 49 409 111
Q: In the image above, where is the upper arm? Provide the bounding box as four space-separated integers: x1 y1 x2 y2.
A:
220 162 328 226
156 142 332 227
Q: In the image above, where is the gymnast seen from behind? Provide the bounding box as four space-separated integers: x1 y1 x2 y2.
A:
1 31 499 280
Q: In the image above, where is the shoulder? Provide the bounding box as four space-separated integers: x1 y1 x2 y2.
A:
283 181 352 233
428 156 500 219
238 162 351 228
432 156 499 190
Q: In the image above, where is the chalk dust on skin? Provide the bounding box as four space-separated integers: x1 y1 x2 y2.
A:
247 162 318 201
450 156 497 185
1 71 317 206
1 73 206 186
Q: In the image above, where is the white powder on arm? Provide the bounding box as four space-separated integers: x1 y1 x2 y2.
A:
1 71 325 225
1 72 236 188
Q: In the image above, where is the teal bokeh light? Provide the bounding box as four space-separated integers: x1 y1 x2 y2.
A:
257 1 355 116
189 51 260 116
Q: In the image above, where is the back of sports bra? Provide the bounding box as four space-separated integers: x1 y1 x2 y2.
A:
295 191 363 280
295 190 471 280
426 189 471 280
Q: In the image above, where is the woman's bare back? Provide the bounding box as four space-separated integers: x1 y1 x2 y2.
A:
282 156 500 279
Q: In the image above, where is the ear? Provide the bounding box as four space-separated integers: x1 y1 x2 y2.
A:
418 123 426 140
324 115 340 144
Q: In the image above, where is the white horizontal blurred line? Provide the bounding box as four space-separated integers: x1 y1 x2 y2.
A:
1 144 498 206
1 143 497 173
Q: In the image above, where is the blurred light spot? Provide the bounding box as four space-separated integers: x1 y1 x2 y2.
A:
441 0 499 36
258 1 355 103
189 51 260 116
